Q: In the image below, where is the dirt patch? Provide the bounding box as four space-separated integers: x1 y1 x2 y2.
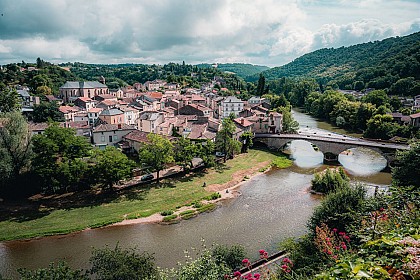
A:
205 160 271 192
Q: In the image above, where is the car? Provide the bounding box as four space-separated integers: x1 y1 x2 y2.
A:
141 174 154 181
215 152 225 157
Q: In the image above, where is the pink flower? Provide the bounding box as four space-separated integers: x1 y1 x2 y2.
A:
254 273 260 279
283 257 291 263
233 271 241 277
242 259 250 266
259 249 266 255
333 228 338 232
281 264 288 270
339 232 345 236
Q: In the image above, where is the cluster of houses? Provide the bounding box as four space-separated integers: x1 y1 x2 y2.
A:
28 77 283 154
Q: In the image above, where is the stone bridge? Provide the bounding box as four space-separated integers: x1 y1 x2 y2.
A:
254 131 410 168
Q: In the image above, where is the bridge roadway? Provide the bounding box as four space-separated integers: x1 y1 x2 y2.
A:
254 129 410 151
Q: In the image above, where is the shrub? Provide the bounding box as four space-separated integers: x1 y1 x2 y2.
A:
162 214 178 222
197 203 216 213
308 184 367 236
160 210 174 216
192 202 203 208
181 212 197 220
89 245 158 280
17 261 88 280
180 210 196 216
311 167 349 194
206 192 221 200
271 157 293 168
211 244 246 270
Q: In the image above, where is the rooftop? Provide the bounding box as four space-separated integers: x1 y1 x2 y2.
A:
60 81 107 89
93 123 135 132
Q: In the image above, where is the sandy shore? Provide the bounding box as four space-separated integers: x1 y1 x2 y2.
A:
111 161 272 227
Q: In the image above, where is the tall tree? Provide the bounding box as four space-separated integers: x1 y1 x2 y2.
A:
139 133 174 182
174 137 198 172
32 102 65 123
0 112 32 195
32 124 91 193
215 118 241 162
392 142 420 188
276 106 299 133
0 83 21 113
91 147 134 190
256 74 266 96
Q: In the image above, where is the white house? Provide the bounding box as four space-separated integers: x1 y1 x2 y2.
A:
92 123 135 150
220 96 244 119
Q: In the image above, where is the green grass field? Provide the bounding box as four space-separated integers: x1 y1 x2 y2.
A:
0 149 289 241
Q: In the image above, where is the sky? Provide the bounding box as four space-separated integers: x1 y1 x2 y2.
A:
0 0 419 67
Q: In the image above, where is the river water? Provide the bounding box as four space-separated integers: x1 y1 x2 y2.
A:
0 109 391 278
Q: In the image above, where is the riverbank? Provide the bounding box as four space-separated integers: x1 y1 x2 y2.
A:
0 148 291 242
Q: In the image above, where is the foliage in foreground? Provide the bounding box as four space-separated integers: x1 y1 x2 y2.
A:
311 167 349 194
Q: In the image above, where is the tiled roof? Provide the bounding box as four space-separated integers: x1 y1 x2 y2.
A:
93 124 135 132
234 117 253 127
76 97 93 102
123 130 150 143
29 122 49 131
60 81 107 89
223 96 243 103
100 108 124 116
88 107 103 113
59 105 80 114
410 112 420 118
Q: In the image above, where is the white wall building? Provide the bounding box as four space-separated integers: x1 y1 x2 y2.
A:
220 96 244 119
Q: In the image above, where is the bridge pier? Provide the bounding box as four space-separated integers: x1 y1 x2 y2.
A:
323 153 339 165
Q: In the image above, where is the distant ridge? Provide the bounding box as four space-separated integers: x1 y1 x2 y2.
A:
196 63 269 79
246 32 420 92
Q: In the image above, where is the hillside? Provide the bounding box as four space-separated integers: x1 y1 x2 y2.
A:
248 32 420 95
197 63 269 79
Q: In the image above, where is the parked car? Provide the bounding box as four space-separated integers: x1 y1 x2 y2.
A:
215 152 225 157
141 174 154 181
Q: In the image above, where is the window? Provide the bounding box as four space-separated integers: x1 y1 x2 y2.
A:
101 136 105 142
109 135 113 142
113 135 118 141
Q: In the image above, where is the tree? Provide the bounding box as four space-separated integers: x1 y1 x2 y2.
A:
211 244 246 271
215 118 241 162
276 106 299 133
196 139 216 167
139 133 174 182
35 85 52 96
256 74 266 96
361 90 390 108
28 74 52 93
91 147 134 190
31 124 91 193
0 112 32 196
32 102 65 123
174 137 198 172
311 168 349 194
363 114 396 140
0 83 21 113
89 245 158 280
392 142 420 188
240 130 253 153
18 261 88 280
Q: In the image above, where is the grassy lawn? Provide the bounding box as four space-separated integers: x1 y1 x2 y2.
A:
0 148 287 241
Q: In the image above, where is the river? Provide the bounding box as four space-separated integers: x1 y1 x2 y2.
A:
0 109 391 279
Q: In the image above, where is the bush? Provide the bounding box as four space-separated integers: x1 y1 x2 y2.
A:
180 210 196 216
311 167 349 194
308 184 367 236
211 244 246 270
17 261 88 280
181 212 197 220
89 245 158 280
206 192 221 200
271 157 293 168
197 203 216 213
160 210 174 216
162 214 178 222
192 202 203 208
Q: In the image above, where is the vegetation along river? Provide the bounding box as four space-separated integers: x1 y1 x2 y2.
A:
0 109 391 278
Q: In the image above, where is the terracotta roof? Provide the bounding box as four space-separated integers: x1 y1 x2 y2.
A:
98 100 118 106
59 105 80 114
96 94 116 100
76 97 93 102
146 92 163 100
123 130 150 143
410 112 420 118
29 122 49 131
88 107 103 113
93 124 135 132
234 117 253 127
191 94 205 101
63 121 89 129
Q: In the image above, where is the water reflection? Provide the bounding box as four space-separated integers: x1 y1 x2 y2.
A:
284 140 324 168
338 148 387 176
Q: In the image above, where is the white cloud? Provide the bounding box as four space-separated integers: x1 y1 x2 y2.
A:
0 0 419 66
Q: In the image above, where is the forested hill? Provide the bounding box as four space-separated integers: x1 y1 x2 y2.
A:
197 63 269 79
247 32 420 94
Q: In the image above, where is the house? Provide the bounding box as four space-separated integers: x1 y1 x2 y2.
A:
45 95 62 104
119 106 139 126
96 99 119 110
410 112 420 127
248 96 266 105
88 107 103 126
122 130 150 153
17 89 32 109
233 117 254 132
28 122 49 135
184 123 216 141
94 94 118 102
59 105 80 122
92 123 135 150
60 81 109 103
63 121 91 137
190 94 206 105
156 117 177 136
74 111 89 122
74 97 96 111
137 111 164 133
178 104 212 117
245 112 282 134
414 95 420 110
220 96 244 119
98 108 125 125
144 80 166 91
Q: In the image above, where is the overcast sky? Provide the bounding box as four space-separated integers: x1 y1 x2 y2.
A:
0 0 419 67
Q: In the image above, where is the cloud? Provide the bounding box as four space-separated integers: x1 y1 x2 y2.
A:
0 0 419 66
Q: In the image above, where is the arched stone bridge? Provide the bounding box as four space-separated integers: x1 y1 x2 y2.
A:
254 131 410 168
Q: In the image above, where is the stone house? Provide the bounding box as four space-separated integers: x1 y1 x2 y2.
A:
98 108 125 125
220 96 244 119
137 111 164 133
92 124 135 150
